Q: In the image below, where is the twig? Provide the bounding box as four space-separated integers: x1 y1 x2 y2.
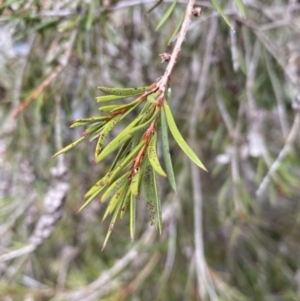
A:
156 0 197 95
256 112 300 199
12 30 77 118
188 17 219 301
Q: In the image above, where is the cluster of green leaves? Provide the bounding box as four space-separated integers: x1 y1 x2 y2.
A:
53 83 206 248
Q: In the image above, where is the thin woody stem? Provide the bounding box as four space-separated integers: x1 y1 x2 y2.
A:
157 0 198 94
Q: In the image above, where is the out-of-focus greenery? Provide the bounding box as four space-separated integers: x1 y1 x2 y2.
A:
1 0 300 300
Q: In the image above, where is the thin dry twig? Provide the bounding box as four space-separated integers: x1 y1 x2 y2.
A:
156 0 198 96
188 17 218 301
256 112 300 199
12 30 77 118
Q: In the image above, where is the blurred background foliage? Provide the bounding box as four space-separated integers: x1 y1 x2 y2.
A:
1 0 300 300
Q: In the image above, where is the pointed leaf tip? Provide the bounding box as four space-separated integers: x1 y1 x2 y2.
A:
163 101 207 171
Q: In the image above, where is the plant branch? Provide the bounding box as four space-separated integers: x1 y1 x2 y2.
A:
157 0 198 95
256 112 300 199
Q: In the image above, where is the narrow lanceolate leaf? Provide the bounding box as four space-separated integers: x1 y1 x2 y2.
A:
160 109 177 192
109 139 132 172
102 183 128 221
148 131 167 177
52 136 86 157
98 85 152 96
95 115 121 159
95 107 157 164
82 123 105 137
234 0 246 18
130 168 141 196
109 141 145 182
101 172 130 203
153 168 162 234
211 0 232 29
156 0 178 31
168 12 185 45
84 175 109 199
143 162 158 229
70 116 108 128
78 188 104 212
102 198 123 250
110 99 141 112
99 104 122 113
120 188 131 219
130 192 136 241
96 94 132 103
163 101 207 171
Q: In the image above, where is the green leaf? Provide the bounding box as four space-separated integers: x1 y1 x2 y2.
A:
96 94 133 103
160 109 177 192
130 192 136 241
95 106 157 164
101 172 130 203
98 85 152 96
70 116 108 128
102 197 124 250
109 139 132 172
78 187 105 212
52 136 86 158
211 0 232 28
130 168 141 196
163 101 207 171
147 131 167 177
110 99 142 112
109 141 145 183
156 0 178 31
143 162 158 229
98 104 123 112
82 123 105 137
120 189 131 219
95 115 122 159
84 175 109 199
152 168 162 234
234 0 246 18
102 183 128 221
168 12 185 45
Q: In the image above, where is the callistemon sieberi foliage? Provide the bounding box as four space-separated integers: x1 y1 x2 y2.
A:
53 80 206 249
